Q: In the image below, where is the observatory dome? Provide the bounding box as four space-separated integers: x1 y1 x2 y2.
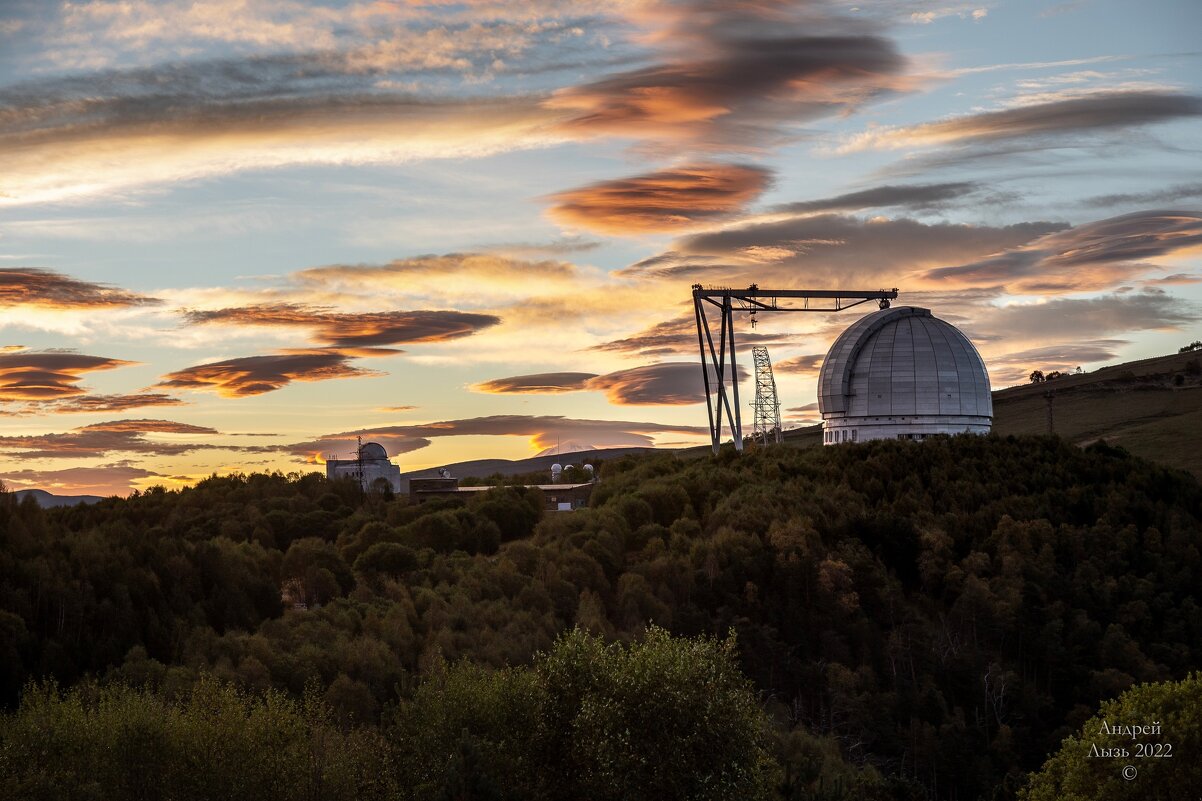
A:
359 442 389 461
817 306 991 445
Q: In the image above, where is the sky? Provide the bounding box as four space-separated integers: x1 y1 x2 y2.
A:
1 0 1201 496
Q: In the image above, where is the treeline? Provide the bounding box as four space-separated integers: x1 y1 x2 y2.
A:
2 434 1201 799
0 629 778 801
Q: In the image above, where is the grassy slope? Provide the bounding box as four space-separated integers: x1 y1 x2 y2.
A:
991 350 1202 478
765 350 1202 477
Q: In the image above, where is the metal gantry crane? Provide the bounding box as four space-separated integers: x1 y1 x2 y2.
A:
750 346 783 446
692 284 899 454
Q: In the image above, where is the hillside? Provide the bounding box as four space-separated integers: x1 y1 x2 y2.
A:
2 436 1201 800
399 446 655 489
771 349 1202 477
991 349 1202 477
11 489 105 508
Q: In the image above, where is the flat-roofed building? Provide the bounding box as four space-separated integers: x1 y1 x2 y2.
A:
325 441 402 493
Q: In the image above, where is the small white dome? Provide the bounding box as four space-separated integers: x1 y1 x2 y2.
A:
359 442 389 460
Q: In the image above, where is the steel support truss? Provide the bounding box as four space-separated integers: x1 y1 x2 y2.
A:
692 284 899 454
750 346 783 446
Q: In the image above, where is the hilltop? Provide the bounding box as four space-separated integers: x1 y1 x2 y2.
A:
771 348 1202 477
2 435 1200 800
990 349 1202 477
11 489 105 508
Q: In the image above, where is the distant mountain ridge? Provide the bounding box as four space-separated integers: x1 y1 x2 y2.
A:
10 350 1200 500
398 446 656 491
12 489 105 508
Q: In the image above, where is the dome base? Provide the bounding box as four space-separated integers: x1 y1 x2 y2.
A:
821 414 991 445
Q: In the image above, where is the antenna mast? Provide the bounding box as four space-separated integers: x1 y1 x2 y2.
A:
750 346 783 446
356 435 364 493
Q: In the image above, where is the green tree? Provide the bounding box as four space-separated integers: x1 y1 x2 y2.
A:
1021 673 1202 801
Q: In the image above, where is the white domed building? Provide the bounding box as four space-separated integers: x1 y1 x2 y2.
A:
817 306 992 445
324 441 402 492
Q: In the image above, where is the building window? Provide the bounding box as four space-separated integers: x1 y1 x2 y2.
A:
852 429 857 441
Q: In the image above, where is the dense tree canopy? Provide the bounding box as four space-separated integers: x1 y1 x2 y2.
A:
1 433 1200 799
1021 673 1202 800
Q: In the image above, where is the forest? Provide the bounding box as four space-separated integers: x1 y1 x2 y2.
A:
2 433 1201 800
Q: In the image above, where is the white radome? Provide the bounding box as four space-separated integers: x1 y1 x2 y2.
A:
817 306 992 445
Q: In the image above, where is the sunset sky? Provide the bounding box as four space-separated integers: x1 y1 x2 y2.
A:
1 0 1200 495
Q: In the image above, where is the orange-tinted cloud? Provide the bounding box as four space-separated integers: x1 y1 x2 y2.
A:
986 339 1129 386
591 313 798 357
472 372 598 394
0 418 221 459
46 393 187 413
0 268 158 309
921 211 1202 294
0 84 563 205
621 213 1065 289
182 304 500 347
0 464 163 496
547 4 910 150
157 351 378 397
473 362 747 405
548 163 771 235
774 354 824 376
0 351 135 401
79 419 217 435
294 252 579 305
287 414 707 458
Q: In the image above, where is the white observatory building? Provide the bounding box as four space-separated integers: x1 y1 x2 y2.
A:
817 306 992 444
325 441 402 493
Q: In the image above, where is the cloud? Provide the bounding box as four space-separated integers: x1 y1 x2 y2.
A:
0 418 222 459
0 351 135 401
591 313 800 357
295 252 579 304
182 304 500 347
0 268 158 309
44 393 187 413
473 362 747 405
547 163 772 235
472 372 598 393
584 362 745 405
157 351 378 397
970 290 1197 343
838 91 1202 153
79 419 217 434
0 71 565 204
773 181 987 214
287 414 708 460
921 210 1202 294
545 3 910 150
986 339 1128 384
0 464 163 496
621 213 1065 287
774 354 825 376
1083 183 1202 208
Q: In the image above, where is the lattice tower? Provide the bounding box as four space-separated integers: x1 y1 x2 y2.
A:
751 346 782 445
